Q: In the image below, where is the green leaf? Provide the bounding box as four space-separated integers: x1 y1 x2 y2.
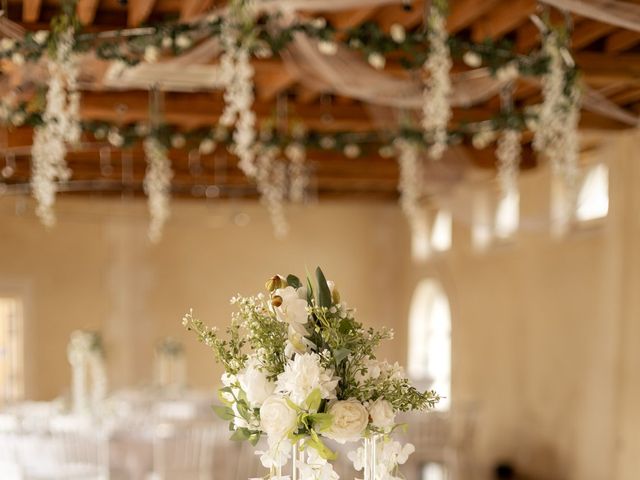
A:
315 267 332 308
230 428 251 441
305 388 322 412
309 412 333 432
306 276 315 304
235 400 250 420
308 430 337 460
248 432 261 446
334 348 351 365
285 397 303 413
212 405 235 421
287 274 302 289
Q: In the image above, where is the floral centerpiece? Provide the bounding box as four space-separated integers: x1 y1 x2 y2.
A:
183 268 439 479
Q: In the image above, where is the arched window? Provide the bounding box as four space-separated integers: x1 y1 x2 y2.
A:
408 280 451 410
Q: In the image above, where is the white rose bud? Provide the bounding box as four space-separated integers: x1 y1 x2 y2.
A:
369 398 395 430
33 30 49 45
325 399 369 443
318 40 338 56
144 45 159 63
462 51 482 68
259 395 298 442
390 23 406 43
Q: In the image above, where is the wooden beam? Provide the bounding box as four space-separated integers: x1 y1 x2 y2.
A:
606 30 640 53
76 0 101 25
608 88 640 106
447 0 501 34
255 68 299 102
516 9 565 52
471 0 537 42
128 0 157 27
373 1 425 31
576 52 640 87
571 21 616 49
326 7 380 30
22 0 42 23
180 0 214 21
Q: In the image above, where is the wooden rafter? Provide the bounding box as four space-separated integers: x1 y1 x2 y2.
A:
22 0 42 23
76 0 101 25
128 0 157 27
471 0 537 42
180 0 214 21
606 30 640 53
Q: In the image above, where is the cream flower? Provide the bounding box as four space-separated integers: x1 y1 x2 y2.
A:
369 398 395 430
273 286 309 326
237 356 275 407
276 353 338 405
324 399 369 443
259 395 298 443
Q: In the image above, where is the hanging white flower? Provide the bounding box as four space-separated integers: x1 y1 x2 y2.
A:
396 139 427 242
462 51 482 68
368 52 386 70
31 26 79 227
496 128 522 199
256 146 289 238
275 353 339 405
317 40 338 56
390 23 406 43
144 45 160 63
285 142 308 203
421 4 452 160
143 137 173 243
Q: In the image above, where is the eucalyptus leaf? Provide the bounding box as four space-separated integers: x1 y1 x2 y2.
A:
230 428 251 441
287 274 302 289
315 267 332 308
212 405 235 421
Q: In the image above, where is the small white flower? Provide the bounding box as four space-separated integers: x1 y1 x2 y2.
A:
33 30 49 45
11 53 24 66
161 37 173 49
378 145 395 158
368 52 386 70
324 399 369 443
94 128 107 140
369 398 396 430
170 134 186 149
199 138 216 155
318 40 337 56
11 111 26 126
144 45 159 63
0 38 15 52
344 144 360 158
311 17 327 29
273 286 309 326
319 136 336 150
463 51 482 68
135 123 150 136
496 62 519 82
390 23 406 43
175 35 192 49
107 129 124 147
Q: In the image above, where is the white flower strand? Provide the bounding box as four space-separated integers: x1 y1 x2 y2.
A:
496 129 522 198
396 140 427 238
30 28 79 227
143 137 173 243
219 16 257 178
421 5 452 160
285 142 308 203
256 146 289 238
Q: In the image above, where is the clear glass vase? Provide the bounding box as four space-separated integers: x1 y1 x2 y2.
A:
363 434 380 480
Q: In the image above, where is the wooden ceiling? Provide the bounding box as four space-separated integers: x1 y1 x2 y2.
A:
1 0 639 200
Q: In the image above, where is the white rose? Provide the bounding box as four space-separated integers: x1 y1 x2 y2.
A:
368 52 386 70
0 38 15 52
462 51 482 68
390 23 406 43
273 286 309 326
237 357 275 407
325 399 369 443
33 30 49 45
144 45 159 63
175 35 192 49
369 398 395 430
259 395 298 442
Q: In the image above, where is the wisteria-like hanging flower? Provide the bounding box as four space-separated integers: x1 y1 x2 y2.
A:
396 139 427 239
421 2 452 160
256 145 289 238
143 136 174 243
496 128 522 199
31 26 80 227
285 142 308 204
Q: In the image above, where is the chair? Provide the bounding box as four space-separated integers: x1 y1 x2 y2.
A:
149 422 218 480
24 416 109 480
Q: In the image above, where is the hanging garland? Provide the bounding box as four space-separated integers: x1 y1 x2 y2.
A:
421 0 452 160
396 139 427 242
30 6 81 227
143 136 173 243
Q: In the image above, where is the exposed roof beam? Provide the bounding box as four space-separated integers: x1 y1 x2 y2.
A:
471 0 537 42
77 0 101 25
180 0 214 21
447 0 501 33
128 0 157 27
22 0 42 23
606 30 640 53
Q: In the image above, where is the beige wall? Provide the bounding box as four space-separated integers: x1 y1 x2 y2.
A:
1 131 639 480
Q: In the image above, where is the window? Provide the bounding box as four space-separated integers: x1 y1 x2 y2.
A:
411 209 452 262
408 280 451 410
576 163 609 222
0 296 24 403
